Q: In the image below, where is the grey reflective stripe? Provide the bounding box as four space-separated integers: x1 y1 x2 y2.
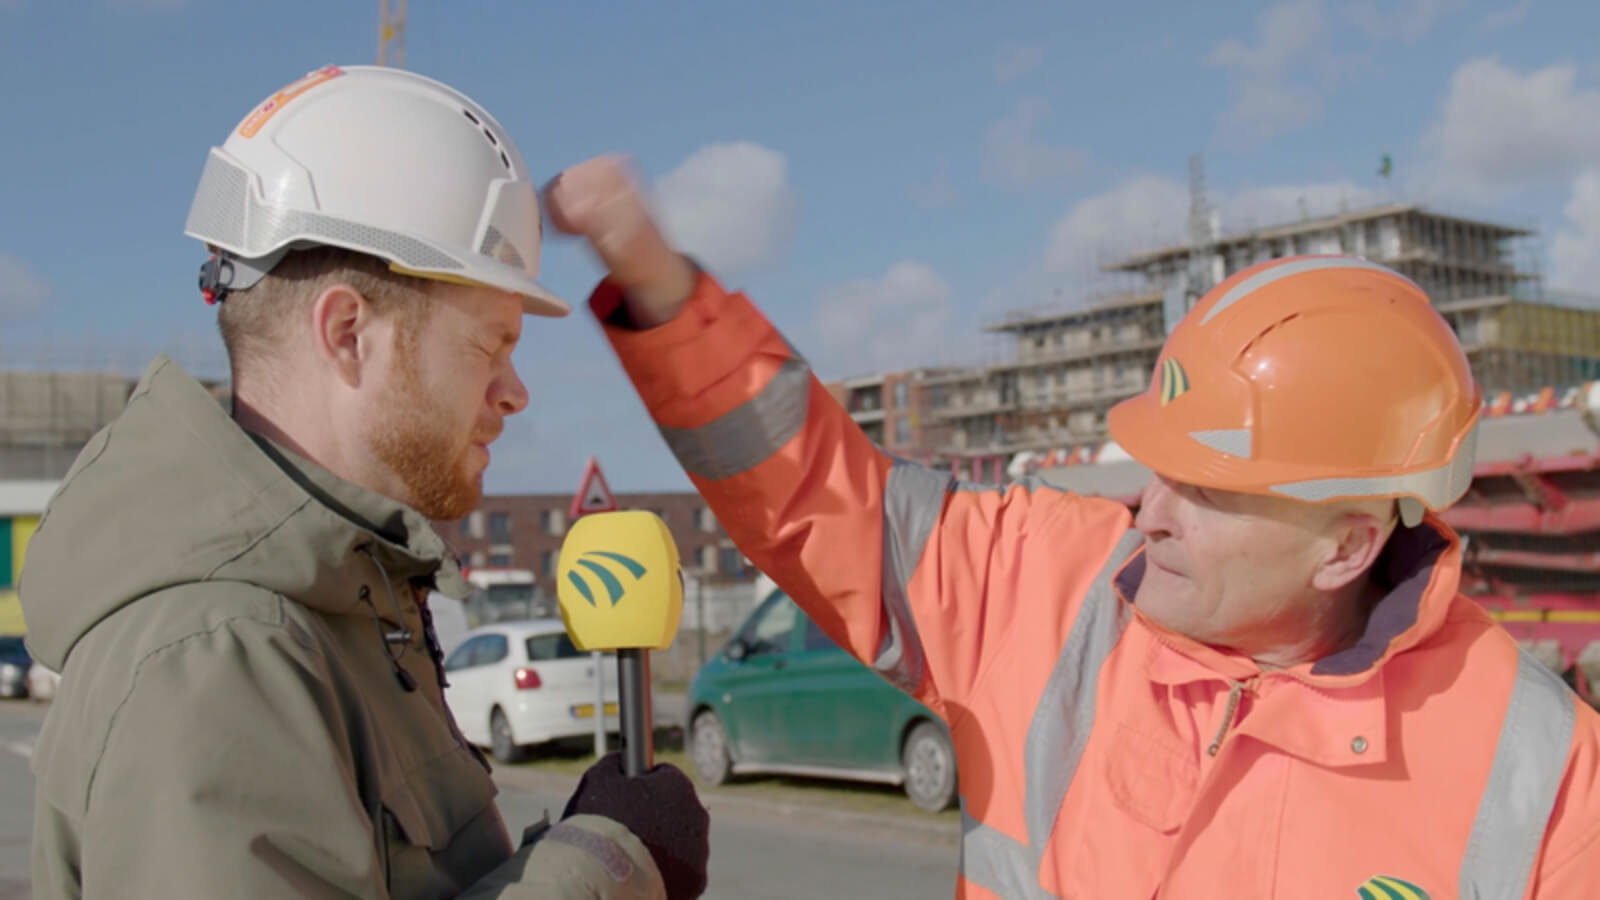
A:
1200 255 1419 325
1459 647 1577 899
876 467 1076 692
960 805 1053 900
1024 529 1142 841
657 354 811 481
877 462 947 692
958 528 1143 899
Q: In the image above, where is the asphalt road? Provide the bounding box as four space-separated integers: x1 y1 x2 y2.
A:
0 706 37 900
0 702 957 899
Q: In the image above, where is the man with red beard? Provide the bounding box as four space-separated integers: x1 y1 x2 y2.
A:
19 66 709 900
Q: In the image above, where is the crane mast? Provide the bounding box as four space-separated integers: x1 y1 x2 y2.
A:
378 0 407 68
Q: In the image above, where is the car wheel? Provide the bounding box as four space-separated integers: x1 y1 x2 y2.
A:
490 708 525 764
690 710 732 786
903 721 956 813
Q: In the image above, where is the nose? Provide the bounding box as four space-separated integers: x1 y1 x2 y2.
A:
492 360 530 417
1133 475 1179 540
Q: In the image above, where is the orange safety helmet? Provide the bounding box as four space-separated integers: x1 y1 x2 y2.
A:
1106 254 1482 527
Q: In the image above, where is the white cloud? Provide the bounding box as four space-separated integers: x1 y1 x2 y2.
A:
1207 0 1327 140
1551 168 1600 292
994 45 1044 84
1041 174 1386 275
981 98 1090 188
814 262 955 376
1480 0 1532 30
0 253 50 320
1348 0 1462 40
1423 57 1600 199
652 141 799 275
1042 176 1190 275
907 165 957 210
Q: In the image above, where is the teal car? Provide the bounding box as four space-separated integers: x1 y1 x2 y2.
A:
686 588 958 812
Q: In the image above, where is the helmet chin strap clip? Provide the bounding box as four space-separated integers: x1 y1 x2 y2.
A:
198 246 291 305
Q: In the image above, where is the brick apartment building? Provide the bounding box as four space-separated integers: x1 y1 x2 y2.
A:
429 490 753 598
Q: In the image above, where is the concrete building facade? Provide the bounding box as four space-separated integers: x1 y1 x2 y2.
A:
821 367 955 461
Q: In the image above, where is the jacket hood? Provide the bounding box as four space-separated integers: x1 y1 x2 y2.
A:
20 356 461 671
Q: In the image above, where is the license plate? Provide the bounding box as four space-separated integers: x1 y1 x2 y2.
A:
571 702 619 719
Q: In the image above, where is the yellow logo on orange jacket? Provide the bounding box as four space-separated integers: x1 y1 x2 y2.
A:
1355 875 1429 899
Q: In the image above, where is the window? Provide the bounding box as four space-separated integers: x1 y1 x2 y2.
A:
697 507 717 532
457 518 471 538
894 417 911 446
444 633 510 671
719 546 744 574
737 594 797 657
479 634 509 665
489 512 511 541
542 508 566 535
539 550 555 576
444 635 483 672
525 632 586 661
488 552 512 567
892 381 909 409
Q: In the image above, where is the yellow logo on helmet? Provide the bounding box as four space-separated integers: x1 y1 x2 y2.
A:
1159 357 1190 406
1355 875 1429 899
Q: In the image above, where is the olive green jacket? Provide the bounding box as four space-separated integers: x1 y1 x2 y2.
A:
22 356 664 899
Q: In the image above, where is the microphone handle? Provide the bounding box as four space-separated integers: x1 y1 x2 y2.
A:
617 648 653 776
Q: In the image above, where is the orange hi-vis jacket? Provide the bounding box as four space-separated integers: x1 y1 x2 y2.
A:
590 270 1600 899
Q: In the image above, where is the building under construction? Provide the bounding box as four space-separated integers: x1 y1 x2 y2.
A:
0 370 230 480
853 202 1600 479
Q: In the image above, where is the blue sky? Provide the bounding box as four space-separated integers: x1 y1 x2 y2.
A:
2 0 1598 495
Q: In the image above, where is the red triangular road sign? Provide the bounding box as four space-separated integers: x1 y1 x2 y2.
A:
568 456 617 520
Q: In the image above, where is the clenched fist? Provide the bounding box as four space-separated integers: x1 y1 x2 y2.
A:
543 155 697 327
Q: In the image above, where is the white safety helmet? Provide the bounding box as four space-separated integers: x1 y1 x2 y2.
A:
184 64 568 316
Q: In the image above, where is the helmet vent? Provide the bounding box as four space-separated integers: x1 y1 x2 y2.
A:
461 109 513 172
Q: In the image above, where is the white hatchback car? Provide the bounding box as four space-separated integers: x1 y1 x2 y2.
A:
442 620 620 763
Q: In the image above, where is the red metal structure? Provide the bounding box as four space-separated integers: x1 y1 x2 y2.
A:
1030 382 1600 701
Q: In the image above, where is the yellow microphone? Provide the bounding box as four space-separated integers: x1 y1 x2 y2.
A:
556 510 683 776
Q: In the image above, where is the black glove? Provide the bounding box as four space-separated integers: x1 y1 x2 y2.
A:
562 751 710 900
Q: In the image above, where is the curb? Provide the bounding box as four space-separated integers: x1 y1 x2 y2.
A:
492 765 959 844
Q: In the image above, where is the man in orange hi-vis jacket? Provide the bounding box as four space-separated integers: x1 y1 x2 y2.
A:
542 156 1600 899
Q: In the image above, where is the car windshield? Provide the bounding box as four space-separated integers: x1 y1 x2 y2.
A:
525 632 587 661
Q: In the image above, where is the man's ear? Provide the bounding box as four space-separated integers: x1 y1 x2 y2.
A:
310 283 373 389
1310 512 1393 593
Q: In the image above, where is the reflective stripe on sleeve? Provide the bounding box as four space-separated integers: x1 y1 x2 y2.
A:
656 354 811 482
